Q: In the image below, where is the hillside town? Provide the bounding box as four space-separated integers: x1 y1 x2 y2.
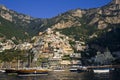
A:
0 28 84 69
0 28 116 70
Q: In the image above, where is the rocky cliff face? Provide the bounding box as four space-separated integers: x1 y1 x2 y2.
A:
85 0 120 29
0 0 119 46
0 5 34 22
0 5 34 24
0 0 120 37
0 5 47 39
0 0 120 47
51 9 84 29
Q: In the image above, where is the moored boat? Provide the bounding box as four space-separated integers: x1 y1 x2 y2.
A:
77 66 88 73
69 65 87 72
5 69 18 73
93 68 110 73
69 65 80 72
53 67 65 72
0 69 5 72
17 69 49 74
53 69 65 72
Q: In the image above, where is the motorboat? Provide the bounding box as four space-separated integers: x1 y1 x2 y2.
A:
93 68 111 73
0 69 5 72
69 65 80 72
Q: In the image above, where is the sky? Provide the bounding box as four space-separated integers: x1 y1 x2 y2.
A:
0 0 112 18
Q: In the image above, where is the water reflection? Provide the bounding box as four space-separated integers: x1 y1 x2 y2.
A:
93 70 120 80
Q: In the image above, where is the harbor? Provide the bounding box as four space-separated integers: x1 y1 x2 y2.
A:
0 65 120 76
0 69 120 80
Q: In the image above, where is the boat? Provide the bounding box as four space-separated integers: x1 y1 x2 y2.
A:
0 69 5 72
77 66 88 73
4 53 49 75
5 68 49 75
17 68 49 75
53 69 65 72
93 68 110 73
53 67 65 72
5 69 18 73
69 65 80 72
69 67 78 72
69 65 88 72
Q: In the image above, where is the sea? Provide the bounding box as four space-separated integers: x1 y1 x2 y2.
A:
0 71 119 80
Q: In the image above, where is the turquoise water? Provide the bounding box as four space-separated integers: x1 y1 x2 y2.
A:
0 71 119 80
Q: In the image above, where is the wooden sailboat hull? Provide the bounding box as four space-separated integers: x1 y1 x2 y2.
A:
5 69 18 73
17 69 48 74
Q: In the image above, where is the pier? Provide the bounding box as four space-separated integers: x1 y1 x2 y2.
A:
86 65 120 69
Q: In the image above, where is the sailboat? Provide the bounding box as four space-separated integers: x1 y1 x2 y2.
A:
5 53 49 75
5 60 21 74
5 68 18 73
17 68 48 75
17 54 49 75
5 68 49 75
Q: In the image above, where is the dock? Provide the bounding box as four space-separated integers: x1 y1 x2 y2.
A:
86 65 120 69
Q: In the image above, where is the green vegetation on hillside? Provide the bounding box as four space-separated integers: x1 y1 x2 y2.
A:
0 49 28 63
88 24 120 52
0 17 29 41
57 24 97 42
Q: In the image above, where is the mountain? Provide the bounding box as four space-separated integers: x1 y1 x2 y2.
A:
0 16 26 41
32 0 120 42
0 0 120 64
0 5 30 40
48 0 120 52
0 0 120 51
0 5 49 41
